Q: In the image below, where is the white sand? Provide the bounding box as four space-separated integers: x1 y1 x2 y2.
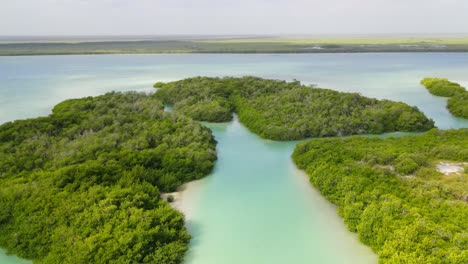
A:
436 162 467 175
161 179 205 221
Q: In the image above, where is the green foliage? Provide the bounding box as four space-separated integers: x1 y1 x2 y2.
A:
394 154 426 174
155 77 435 140
421 77 468 118
154 78 234 122
421 78 466 97
0 92 217 263
293 129 468 263
447 91 468 119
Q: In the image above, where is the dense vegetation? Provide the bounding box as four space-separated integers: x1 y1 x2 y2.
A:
155 77 435 140
448 92 468 118
0 92 217 263
420 78 466 97
293 129 468 263
421 78 468 118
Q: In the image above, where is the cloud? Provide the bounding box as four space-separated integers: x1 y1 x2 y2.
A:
0 0 467 35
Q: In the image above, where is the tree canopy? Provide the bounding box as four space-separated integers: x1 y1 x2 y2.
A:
0 92 217 263
421 77 468 118
421 78 466 97
293 129 468 263
448 92 468 119
155 76 435 140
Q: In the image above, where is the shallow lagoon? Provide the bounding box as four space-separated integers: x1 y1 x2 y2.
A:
0 53 467 263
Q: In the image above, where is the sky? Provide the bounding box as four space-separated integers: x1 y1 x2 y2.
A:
1 0 468 36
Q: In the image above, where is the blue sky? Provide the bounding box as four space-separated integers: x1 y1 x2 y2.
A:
1 0 467 36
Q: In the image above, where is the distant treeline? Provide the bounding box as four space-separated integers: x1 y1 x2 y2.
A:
0 92 217 263
2 39 468 56
421 78 468 119
293 129 468 263
155 76 435 140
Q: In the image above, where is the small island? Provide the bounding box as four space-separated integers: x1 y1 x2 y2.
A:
0 92 217 264
155 76 435 140
421 77 468 118
293 129 467 263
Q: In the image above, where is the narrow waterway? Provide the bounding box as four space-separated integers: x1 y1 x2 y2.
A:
182 119 376 264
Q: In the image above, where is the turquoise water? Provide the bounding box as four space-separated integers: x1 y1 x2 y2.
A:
1 53 468 263
0 251 28 264
184 119 376 264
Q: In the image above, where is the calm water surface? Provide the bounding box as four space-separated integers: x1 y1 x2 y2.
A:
0 53 467 264
0 250 29 264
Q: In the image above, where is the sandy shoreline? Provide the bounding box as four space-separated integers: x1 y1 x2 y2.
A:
161 179 206 221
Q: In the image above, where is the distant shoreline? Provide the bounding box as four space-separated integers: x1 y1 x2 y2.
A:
2 36 468 56
2 50 468 57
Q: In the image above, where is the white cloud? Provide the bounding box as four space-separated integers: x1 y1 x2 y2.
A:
0 0 467 35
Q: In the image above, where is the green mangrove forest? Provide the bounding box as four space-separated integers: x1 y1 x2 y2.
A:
0 92 217 264
154 76 466 263
0 76 465 263
155 77 435 140
421 78 468 119
293 129 468 263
